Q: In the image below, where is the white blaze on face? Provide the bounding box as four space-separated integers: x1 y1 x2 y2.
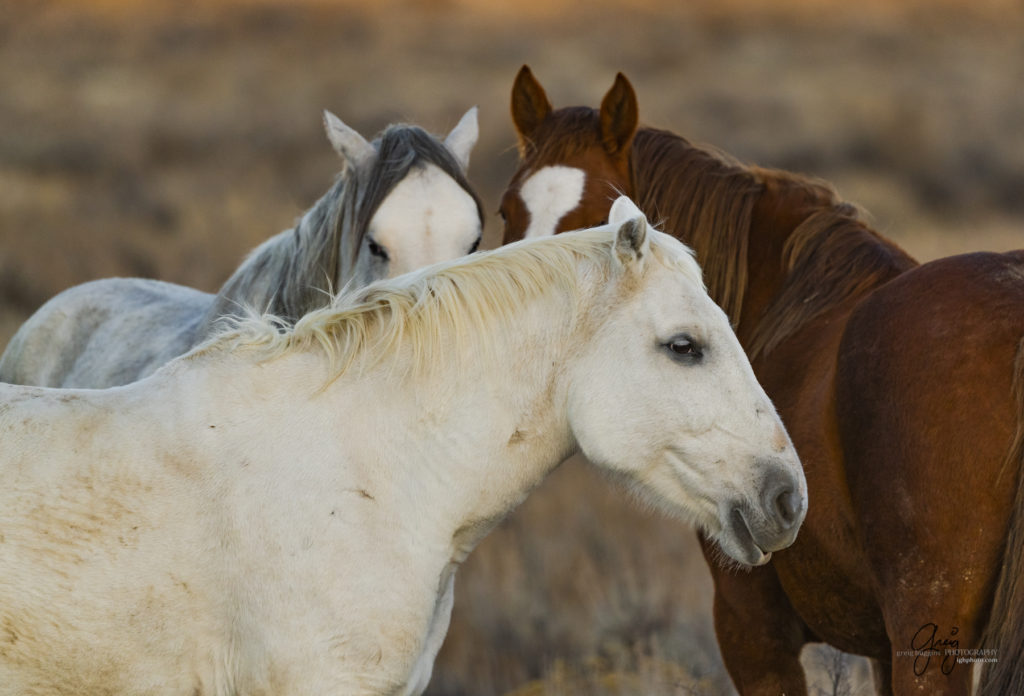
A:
519 165 586 239
368 163 481 277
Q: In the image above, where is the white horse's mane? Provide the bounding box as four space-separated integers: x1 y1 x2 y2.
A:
199 226 702 381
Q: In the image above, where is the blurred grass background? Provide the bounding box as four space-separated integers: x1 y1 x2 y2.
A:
1 0 1022 693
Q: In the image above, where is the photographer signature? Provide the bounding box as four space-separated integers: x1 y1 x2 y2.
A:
910 623 958 676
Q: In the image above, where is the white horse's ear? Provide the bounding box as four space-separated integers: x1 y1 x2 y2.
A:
323 110 376 169
444 106 479 172
610 196 649 270
614 216 649 270
608 195 644 226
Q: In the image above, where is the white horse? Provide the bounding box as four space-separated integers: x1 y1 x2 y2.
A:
0 108 482 388
0 197 806 696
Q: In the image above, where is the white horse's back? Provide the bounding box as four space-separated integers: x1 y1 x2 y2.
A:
0 368 443 695
0 278 211 387
0 379 218 694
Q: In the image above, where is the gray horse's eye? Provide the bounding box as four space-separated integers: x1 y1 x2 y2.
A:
367 238 389 262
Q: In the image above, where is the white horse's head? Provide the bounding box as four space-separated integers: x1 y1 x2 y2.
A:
567 197 807 566
323 108 483 287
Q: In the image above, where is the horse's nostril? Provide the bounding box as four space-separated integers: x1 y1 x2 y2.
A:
759 464 804 531
774 486 800 526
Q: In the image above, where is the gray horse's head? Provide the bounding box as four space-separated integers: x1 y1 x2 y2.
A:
323 108 484 289
204 109 484 333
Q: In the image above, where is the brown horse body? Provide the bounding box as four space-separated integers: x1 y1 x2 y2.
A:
501 66 1024 695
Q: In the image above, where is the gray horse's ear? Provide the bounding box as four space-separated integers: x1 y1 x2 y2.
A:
323 110 376 169
445 106 478 172
609 196 649 270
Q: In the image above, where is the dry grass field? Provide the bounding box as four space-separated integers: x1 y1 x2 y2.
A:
1 0 1023 694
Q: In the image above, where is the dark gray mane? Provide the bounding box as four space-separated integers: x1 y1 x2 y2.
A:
198 124 484 336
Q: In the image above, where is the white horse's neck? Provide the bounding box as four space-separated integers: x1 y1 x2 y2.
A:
68 284 590 693
178 293 584 557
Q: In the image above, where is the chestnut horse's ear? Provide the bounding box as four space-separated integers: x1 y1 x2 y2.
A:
511 65 553 152
599 73 638 157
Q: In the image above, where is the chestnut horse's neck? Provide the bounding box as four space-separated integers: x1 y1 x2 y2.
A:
629 127 918 360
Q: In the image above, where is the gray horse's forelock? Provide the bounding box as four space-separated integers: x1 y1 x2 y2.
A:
343 125 484 267
199 124 484 337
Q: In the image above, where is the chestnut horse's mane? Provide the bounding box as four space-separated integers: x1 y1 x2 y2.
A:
629 127 917 359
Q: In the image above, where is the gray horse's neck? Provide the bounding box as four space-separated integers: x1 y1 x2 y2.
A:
197 178 348 338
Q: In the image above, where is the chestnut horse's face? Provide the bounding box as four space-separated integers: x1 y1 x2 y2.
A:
500 67 640 245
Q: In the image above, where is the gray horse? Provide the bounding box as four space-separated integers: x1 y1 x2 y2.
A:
0 108 483 388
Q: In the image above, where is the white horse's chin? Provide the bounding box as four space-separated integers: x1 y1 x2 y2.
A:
722 540 771 567
714 526 773 567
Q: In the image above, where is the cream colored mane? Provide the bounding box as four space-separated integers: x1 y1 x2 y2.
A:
200 225 702 381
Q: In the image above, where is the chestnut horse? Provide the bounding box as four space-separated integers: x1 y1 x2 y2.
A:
500 65 1024 696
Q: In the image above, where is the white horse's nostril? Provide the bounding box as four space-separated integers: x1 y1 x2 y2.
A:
759 466 804 531
774 486 801 527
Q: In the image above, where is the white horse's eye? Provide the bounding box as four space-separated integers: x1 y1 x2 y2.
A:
368 238 389 262
666 335 703 362
468 235 482 254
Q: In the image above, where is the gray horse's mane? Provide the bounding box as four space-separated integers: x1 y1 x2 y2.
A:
198 124 484 337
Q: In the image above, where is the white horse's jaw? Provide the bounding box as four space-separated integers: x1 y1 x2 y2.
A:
368 163 480 277
519 165 586 239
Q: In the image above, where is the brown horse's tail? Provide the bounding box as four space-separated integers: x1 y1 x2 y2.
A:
978 337 1024 695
